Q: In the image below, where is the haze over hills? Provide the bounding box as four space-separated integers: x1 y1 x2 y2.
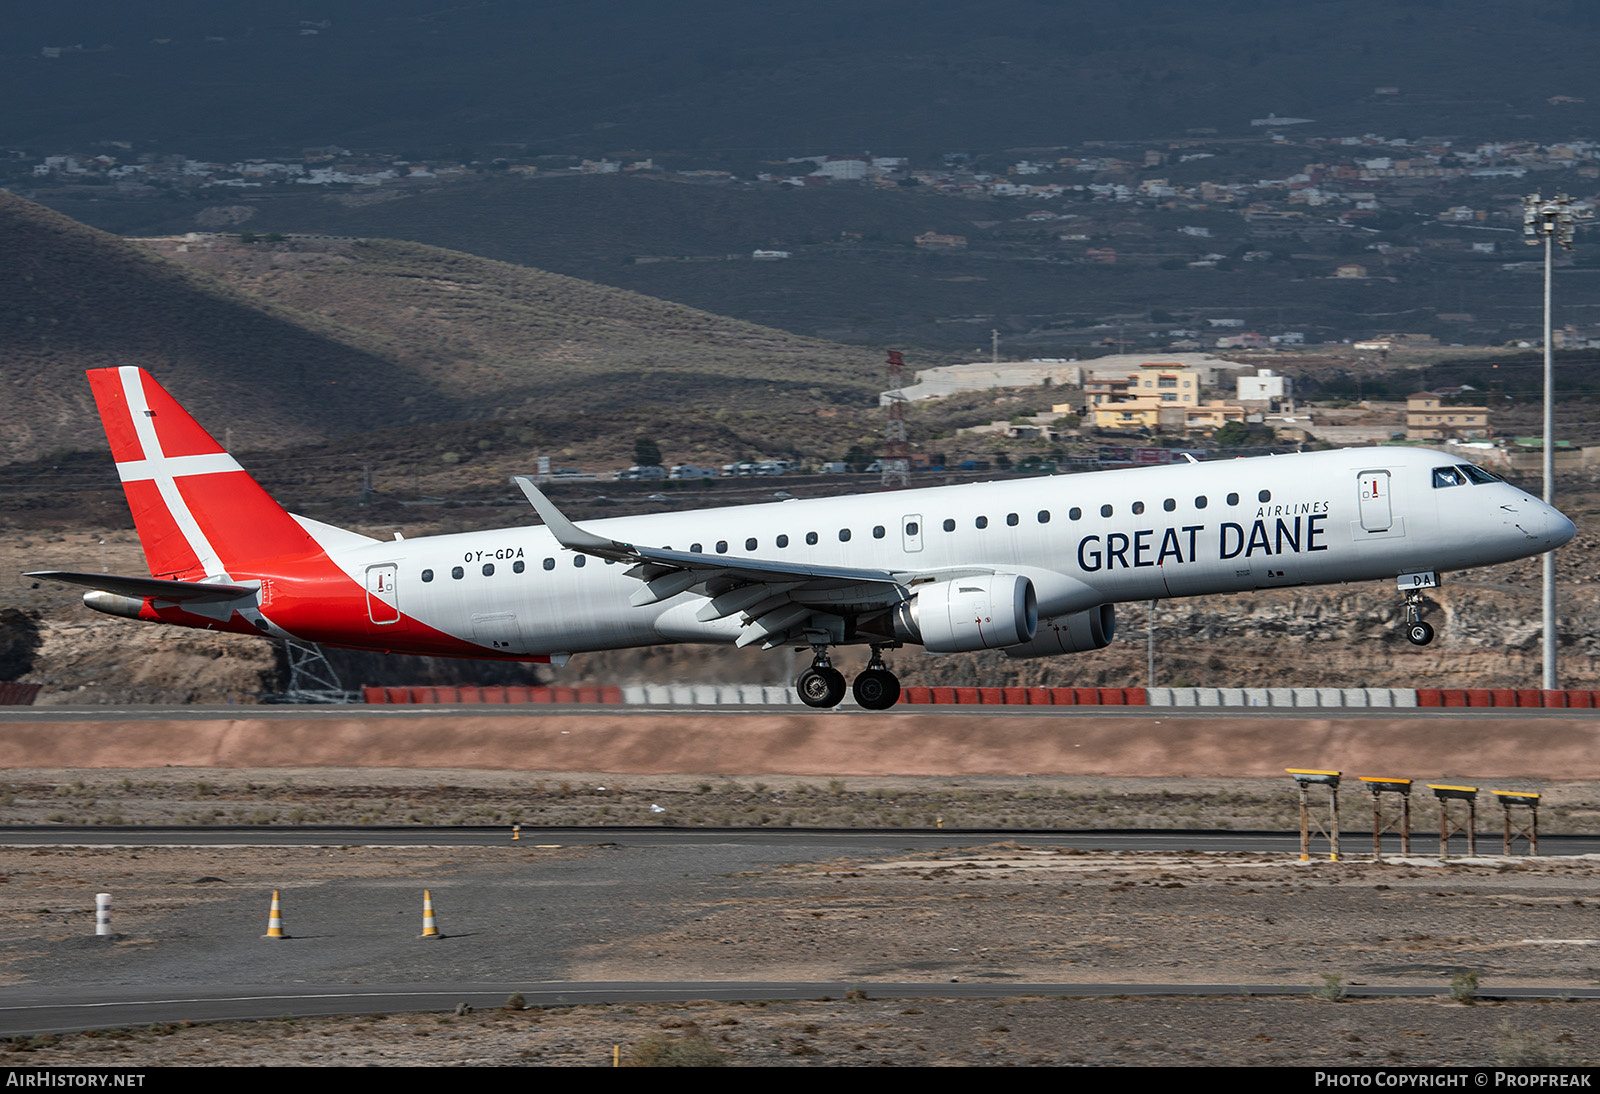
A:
14 2 1600 354
7 1 1600 158
0 192 883 465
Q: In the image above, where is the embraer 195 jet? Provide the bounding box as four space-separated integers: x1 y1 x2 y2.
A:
30 367 1577 708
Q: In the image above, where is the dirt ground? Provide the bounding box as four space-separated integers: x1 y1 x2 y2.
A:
0 719 1596 1066
5 995 1594 1067
2 838 1598 1067
3 766 1599 833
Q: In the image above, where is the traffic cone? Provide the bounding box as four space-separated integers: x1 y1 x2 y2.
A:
420 889 442 939
263 890 287 939
512 824 520 841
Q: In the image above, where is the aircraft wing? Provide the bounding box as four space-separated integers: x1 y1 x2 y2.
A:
25 571 259 603
513 477 915 648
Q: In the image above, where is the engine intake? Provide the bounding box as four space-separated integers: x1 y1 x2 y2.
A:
895 574 1037 653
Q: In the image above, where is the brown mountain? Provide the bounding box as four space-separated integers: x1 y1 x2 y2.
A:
0 193 880 465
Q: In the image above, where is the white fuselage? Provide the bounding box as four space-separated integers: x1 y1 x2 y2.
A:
315 447 1572 658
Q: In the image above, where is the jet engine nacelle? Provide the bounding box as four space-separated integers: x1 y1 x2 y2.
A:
895 573 1038 653
1001 604 1117 659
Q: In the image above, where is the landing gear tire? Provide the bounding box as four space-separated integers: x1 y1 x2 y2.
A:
797 666 847 708
852 668 901 710
1400 580 1437 646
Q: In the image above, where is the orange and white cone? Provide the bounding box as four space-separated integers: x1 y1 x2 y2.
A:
263 890 287 939
420 889 441 939
512 824 520 841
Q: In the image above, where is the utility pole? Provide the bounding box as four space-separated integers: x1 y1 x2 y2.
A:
1522 193 1587 690
882 350 910 489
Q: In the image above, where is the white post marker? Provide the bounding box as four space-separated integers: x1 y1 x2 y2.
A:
95 893 111 937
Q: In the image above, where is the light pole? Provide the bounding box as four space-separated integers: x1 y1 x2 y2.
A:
1522 193 1584 690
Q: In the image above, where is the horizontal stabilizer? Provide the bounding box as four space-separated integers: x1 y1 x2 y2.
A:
26 571 258 603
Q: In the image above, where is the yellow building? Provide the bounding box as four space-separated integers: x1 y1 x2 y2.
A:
1130 362 1202 407
1184 401 1249 430
1092 397 1165 431
1406 392 1490 440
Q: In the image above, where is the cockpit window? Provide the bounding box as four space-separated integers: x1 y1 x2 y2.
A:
1456 463 1500 485
1432 466 1465 488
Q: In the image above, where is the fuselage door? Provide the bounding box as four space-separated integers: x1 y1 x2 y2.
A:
901 514 924 553
1357 470 1392 533
365 563 401 624
472 611 524 653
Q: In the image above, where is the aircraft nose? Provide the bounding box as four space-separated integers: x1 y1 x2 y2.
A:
1547 502 1578 548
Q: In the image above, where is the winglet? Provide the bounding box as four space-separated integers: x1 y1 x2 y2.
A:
512 477 631 557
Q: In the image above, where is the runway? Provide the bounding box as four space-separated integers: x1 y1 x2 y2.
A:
8 981 1599 1040
3 823 1599 1037
3 824 1600 854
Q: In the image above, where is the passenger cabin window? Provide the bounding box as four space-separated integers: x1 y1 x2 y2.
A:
716 540 728 553
1195 496 1208 509
574 556 586 568
1163 498 1176 512
904 522 918 536
1131 501 1145 515
1258 490 1272 503
691 543 702 553
451 566 464 580
975 516 988 529
1226 493 1240 505
1432 466 1466 488
1007 513 1019 526
543 558 555 571
942 519 956 532
1069 507 1082 521
482 563 494 576
777 534 789 548
1038 510 1051 524
838 529 851 542
1099 504 1113 518
806 532 819 545
745 538 757 551
872 525 886 539
421 569 434 583
513 561 525 574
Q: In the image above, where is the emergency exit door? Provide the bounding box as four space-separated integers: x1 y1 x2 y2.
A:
1357 470 1392 533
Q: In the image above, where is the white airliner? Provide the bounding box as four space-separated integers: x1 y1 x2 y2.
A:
30 367 1576 708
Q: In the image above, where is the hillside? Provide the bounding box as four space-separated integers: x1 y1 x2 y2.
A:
0 194 883 465
0 191 443 459
139 232 882 413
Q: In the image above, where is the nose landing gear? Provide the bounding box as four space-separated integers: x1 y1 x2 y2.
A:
1398 571 1439 646
795 646 903 709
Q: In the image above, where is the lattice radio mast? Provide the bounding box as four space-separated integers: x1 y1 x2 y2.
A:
882 349 911 488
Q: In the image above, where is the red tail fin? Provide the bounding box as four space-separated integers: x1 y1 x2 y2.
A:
87 367 321 580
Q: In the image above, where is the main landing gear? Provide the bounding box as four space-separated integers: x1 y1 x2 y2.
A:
796 646 902 710
1399 571 1438 646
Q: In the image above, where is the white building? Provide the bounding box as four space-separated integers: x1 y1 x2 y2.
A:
1238 368 1294 406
